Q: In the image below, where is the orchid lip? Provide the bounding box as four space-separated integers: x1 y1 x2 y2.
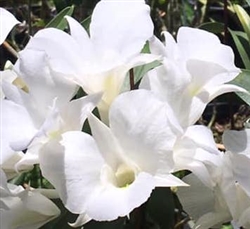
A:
115 164 136 188
101 163 139 188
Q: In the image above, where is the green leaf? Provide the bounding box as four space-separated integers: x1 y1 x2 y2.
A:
81 16 91 34
45 6 74 30
229 29 250 69
199 22 224 34
134 61 161 84
234 4 250 43
230 69 250 105
146 187 175 229
246 0 250 6
122 61 161 91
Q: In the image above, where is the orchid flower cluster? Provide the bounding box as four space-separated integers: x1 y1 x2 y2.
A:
0 1 250 229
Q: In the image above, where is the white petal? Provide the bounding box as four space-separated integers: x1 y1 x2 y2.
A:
60 92 102 132
1 151 33 179
208 84 247 101
0 69 17 99
177 174 215 221
195 212 231 229
90 0 153 63
223 129 250 154
148 35 168 56
88 113 125 170
177 27 238 72
39 131 105 214
239 206 250 228
179 91 209 127
1 99 37 152
229 153 250 197
110 89 182 174
1 187 60 229
22 28 85 76
174 125 222 187
186 60 235 92
0 138 16 165
154 173 188 187
86 172 155 221
177 174 231 227
14 49 77 110
140 61 191 126
65 16 95 61
0 8 20 45
2 80 44 127
69 213 92 227
162 31 179 59
15 137 45 171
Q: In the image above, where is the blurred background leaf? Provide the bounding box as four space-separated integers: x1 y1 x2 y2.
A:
45 5 74 29
230 69 250 105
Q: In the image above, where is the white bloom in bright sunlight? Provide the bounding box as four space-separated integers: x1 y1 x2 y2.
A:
22 0 158 123
0 7 20 45
0 169 60 229
39 89 187 226
140 27 246 128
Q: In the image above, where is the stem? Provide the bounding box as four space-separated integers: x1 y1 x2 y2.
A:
129 68 135 90
208 100 217 128
3 41 18 59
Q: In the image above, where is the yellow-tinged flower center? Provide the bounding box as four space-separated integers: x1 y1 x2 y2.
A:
115 164 136 188
48 130 60 139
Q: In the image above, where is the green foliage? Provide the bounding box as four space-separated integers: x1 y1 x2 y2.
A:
230 69 250 105
122 60 161 92
45 5 74 30
146 187 175 229
81 15 91 33
53 0 81 12
233 4 250 43
199 22 225 34
229 29 250 69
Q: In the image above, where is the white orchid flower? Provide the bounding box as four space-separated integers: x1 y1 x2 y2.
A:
14 92 102 170
0 7 20 45
1 81 101 170
39 89 187 226
0 169 60 229
177 129 250 228
21 0 158 123
1 50 77 166
140 27 246 128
